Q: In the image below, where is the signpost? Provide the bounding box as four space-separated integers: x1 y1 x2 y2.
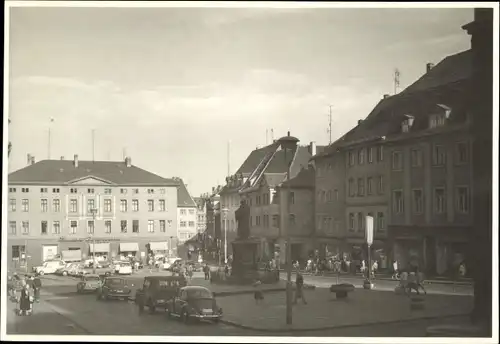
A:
364 215 374 289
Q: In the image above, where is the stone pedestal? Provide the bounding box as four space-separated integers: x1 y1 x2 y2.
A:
231 238 260 283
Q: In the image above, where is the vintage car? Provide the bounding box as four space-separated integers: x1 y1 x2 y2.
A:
165 286 222 323
33 260 66 275
135 276 187 313
55 262 77 276
116 262 133 275
76 274 102 293
96 277 134 301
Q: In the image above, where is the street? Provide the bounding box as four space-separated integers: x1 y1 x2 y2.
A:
6 272 474 337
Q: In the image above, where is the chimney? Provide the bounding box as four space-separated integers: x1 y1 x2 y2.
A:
426 63 434 73
309 141 317 156
74 154 79 168
358 119 364 125
287 131 291 136
31 156 35 165
60 156 64 160
125 156 131 167
27 154 32 166
383 94 390 99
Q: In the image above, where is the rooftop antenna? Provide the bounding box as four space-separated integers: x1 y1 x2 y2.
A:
327 105 333 144
394 68 401 95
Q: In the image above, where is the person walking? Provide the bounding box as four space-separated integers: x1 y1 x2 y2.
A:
203 264 210 280
293 269 307 305
19 284 33 316
392 260 399 280
33 274 42 303
187 264 194 282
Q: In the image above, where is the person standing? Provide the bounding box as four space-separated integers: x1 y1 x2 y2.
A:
33 275 42 302
392 260 399 280
203 264 210 280
19 284 32 316
293 269 307 305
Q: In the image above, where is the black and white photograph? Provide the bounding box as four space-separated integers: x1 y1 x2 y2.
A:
2 1 498 342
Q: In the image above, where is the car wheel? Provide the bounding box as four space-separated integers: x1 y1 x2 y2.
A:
62 271 68 276
182 309 190 324
39 271 45 276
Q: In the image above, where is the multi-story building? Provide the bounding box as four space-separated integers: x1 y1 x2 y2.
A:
7 155 178 267
237 135 322 262
194 196 207 234
384 49 473 276
174 178 198 244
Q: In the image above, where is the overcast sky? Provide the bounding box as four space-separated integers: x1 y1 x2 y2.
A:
7 5 473 196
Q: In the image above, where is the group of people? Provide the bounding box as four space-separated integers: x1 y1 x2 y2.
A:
7 273 42 316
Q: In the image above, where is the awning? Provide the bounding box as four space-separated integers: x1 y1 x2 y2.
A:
89 243 110 253
120 243 139 252
149 242 168 251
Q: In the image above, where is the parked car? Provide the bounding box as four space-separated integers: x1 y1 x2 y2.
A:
135 276 187 313
55 263 76 276
33 260 66 275
69 263 86 277
117 262 133 275
76 274 102 293
96 277 134 301
185 260 203 272
163 257 182 270
113 260 129 274
165 286 222 323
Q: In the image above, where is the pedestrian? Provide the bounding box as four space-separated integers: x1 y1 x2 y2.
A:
372 261 378 279
187 264 194 281
19 284 33 316
253 280 264 304
224 264 229 277
7 276 17 302
293 268 307 305
459 262 467 278
203 263 210 280
33 274 42 302
392 260 399 280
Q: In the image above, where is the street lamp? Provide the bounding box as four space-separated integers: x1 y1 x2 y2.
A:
222 207 229 265
277 131 299 326
89 208 98 274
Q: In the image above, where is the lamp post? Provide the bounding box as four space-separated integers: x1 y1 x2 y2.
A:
277 131 299 326
222 208 229 265
90 208 98 274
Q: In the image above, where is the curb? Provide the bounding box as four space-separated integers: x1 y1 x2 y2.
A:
219 313 470 333
214 288 286 297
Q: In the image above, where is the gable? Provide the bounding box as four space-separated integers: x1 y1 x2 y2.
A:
68 176 114 185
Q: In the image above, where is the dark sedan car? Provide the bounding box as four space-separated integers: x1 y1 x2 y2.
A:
96 277 133 301
165 286 222 323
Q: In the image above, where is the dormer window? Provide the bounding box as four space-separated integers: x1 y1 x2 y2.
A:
429 113 446 129
402 115 415 133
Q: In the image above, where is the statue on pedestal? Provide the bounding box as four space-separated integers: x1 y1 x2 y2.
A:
235 200 250 240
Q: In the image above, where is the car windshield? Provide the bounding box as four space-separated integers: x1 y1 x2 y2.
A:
121 263 131 267
86 276 100 281
107 278 125 286
187 289 212 299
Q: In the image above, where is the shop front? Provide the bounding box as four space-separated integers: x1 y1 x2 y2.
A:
148 242 169 259
119 242 139 260
434 237 469 277
88 242 110 261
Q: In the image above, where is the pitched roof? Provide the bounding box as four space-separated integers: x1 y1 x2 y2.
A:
8 159 177 186
177 181 197 208
235 144 277 175
314 49 472 159
281 166 315 189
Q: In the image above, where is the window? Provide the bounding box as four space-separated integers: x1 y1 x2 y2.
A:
456 142 469 164
70 188 78 194
357 178 365 196
348 178 355 197
290 192 295 205
349 213 355 231
22 221 30 235
377 146 384 162
104 188 112 194
393 190 404 214
367 177 373 195
70 199 78 213
272 215 279 227
180 209 187 215
12 245 26 259
432 145 446 166
368 147 374 163
159 220 166 232
53 199 61 212
87 199 95 214
70 221 78 234
52 221 61 234
132 200 139 212
289 214 296 226
358 149 365 165
104 199 112 212
105 220 112 233
87 221 94 234
377 212 385 231
133 189 139 194
256 216 261 226
120 188 127 194
120 200 128 212
456 186 470 214
430 114 446 128
52 188 60 193
357 213 364 231
189 209 195 215
87 188 95 194
326 190 332 202
148 200 154 212
148 188 154 194
22 188 30 193
9 188 16 193
392 151 403 170
160 188 166 194
41 221 48 235
159 200 166 212
9 221 16 235
121 220 127 233
434 187 446 214
40 188 48 193
412 189 423 214
334 189 339 201
411 149 423 167
377 176 384 195
348 151 355 166
180 221 187 228
9 199 16 212
189 221 195 227
22 199 29 212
